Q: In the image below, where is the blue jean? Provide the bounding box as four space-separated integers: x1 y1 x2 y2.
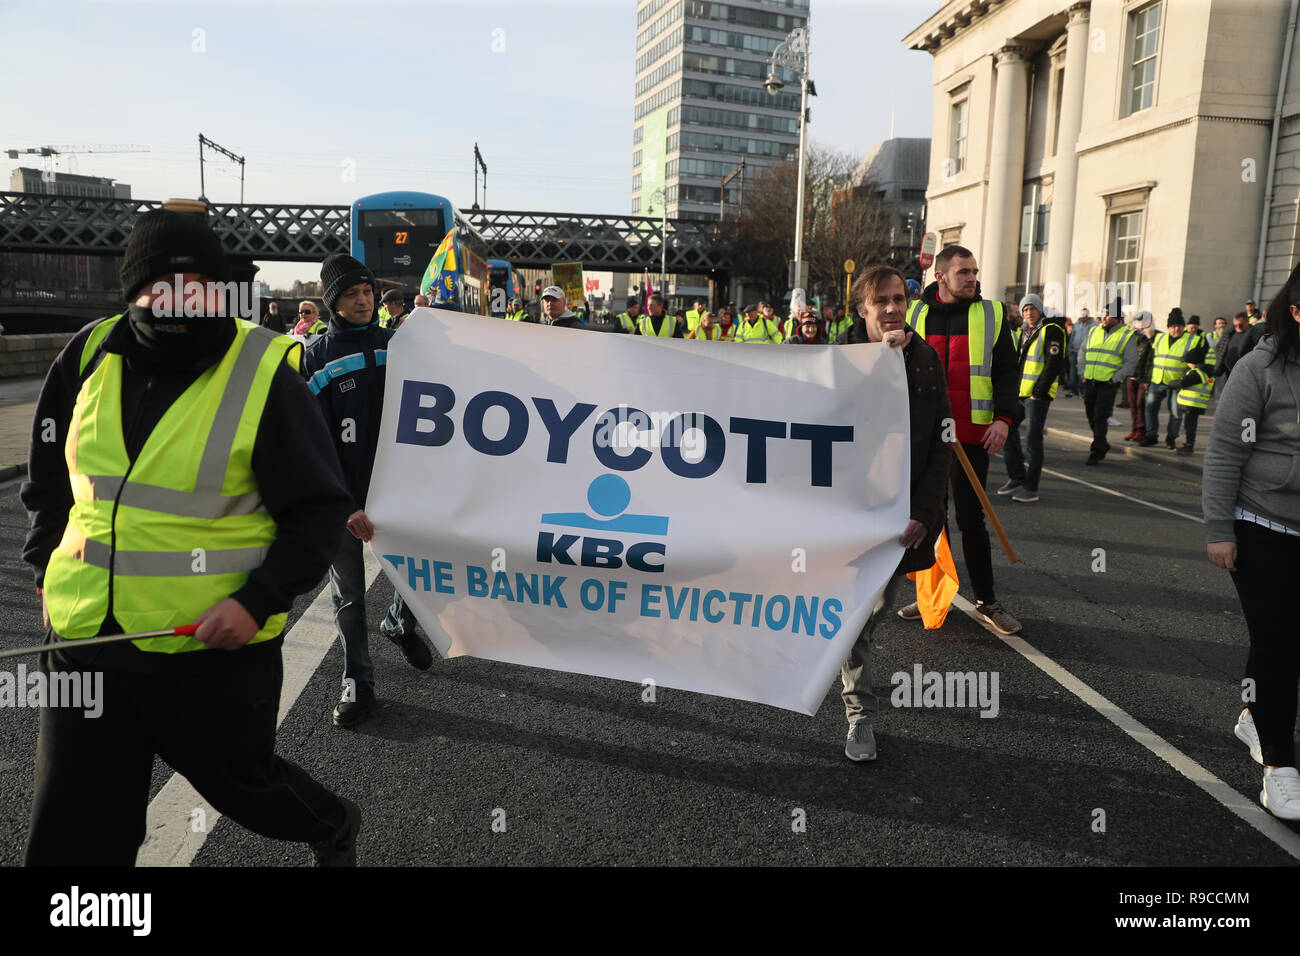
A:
1144 383 1180 442
1003 397 1050 493
329 533 413 685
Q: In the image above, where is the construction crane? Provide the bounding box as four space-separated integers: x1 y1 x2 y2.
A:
4 144 149 178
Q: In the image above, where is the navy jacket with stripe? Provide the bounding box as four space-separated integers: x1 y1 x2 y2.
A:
301 316 393 511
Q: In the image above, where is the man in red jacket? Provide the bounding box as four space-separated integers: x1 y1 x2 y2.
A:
896 245 1022 636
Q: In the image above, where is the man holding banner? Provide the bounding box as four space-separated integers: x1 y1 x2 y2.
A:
304 254 435 728
835 265 952 760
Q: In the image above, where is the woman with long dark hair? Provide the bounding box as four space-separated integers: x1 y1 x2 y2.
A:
1203 260 1300 819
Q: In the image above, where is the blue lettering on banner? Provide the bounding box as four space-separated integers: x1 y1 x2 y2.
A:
393 381 854 487
378 557 843 639
382 555 456 594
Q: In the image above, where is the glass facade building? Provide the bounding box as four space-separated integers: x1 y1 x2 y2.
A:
632 0 807 224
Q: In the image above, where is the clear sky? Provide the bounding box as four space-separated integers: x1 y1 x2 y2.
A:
3 0 937 287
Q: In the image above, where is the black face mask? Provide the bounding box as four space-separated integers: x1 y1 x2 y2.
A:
125 304 235 371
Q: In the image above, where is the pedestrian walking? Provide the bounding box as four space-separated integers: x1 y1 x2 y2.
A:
1204 260 1300 820
22 205 360 865
997 294 1064 503
1080 308 1137 464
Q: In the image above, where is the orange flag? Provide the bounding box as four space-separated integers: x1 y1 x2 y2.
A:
906 528 960 629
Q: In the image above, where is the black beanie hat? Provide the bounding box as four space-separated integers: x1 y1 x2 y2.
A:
120 208 231 302
320 254 376 313
1167 307 1185 326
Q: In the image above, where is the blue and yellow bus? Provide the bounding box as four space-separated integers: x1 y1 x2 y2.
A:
487 259 523 317
350 190 491 314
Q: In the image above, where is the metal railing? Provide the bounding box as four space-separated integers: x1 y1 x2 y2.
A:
1 193 728 273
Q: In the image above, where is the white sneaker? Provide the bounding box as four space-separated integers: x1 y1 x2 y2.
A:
1106 416 1121 426
1234 709 1263 765
1261 767 1300 820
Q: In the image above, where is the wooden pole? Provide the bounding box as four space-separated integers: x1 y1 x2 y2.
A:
950 439 1019 564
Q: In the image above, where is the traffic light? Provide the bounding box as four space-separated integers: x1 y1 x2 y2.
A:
534 280 542 296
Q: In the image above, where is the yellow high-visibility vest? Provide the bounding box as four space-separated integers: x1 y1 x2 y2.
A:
1152 331 1198 386
732 317 781 344
1019 321 1064 399
1176 366 1213 410
1083 323 1135 382
689 324 723 340
44 316 298 651
907 299 1004 424
638 314 676 337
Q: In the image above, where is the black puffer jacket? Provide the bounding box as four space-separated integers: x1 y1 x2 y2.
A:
836 322 953 574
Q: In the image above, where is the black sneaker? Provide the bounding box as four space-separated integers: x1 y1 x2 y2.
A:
333 679 376 728
1085 456 1100 466
1165 438 1177 450
381 621 433 670
311 797 361 867
1138 437 1158 447
1176 445 1193 455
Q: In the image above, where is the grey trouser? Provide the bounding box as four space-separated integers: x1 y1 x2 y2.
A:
841 573 905 723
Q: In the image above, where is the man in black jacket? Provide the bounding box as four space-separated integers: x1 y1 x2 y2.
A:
997 294 1065 503
835 265 952 761
303 254 434 728
21 205 360 865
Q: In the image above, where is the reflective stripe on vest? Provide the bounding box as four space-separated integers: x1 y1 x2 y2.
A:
907 299 1002 423
686 309 701 332
638 314 675 337
1152 332 1197 385
691 324 723 340
616 312 636 330
1083 323 1134 381
1019 322 1063 399
733 317 781 343
44 318 296 650
1177 367 1213 410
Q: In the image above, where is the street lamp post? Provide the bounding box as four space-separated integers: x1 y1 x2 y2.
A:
765 26 814 291
648 186 668 297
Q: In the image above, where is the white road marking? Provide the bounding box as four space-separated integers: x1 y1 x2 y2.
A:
136 549 382 867
954 593 1300 862
1039 465 1203 523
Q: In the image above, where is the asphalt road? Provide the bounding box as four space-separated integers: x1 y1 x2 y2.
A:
0 425 1296 869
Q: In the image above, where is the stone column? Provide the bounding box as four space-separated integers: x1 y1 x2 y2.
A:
982 44 1030 302
1044 2 1091 314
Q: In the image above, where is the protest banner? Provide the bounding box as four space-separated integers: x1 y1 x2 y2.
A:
367 309 910 714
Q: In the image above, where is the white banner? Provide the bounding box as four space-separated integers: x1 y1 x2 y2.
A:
366 308 910 715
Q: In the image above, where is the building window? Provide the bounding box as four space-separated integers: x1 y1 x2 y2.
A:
1108 210 1143 301
940 226 962 247
950 99 968 175
1127 2 1161 115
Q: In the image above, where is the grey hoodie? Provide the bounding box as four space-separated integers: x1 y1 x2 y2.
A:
1203 334 1300 542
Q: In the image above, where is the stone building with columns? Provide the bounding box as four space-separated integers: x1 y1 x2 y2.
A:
905 0 1300 321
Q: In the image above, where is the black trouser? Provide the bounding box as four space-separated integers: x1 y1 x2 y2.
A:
1082 379 1119 459
1181 407 1203 449
950 442 996 604
26 641 348 866
1230 520 1300 767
